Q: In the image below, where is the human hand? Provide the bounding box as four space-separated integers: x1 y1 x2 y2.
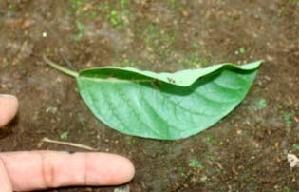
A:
0 94 135 192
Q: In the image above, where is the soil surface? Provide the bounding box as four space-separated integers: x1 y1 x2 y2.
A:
1 0 299 191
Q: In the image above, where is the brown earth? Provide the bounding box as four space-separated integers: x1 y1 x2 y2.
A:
0 0 299 191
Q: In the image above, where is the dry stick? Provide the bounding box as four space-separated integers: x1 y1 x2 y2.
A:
42 137 98 151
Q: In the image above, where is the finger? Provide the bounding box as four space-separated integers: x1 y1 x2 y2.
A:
0 156 12 192
0 94 18 127
0 151 135 191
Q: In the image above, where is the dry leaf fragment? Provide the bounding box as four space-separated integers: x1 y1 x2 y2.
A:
288 153 299 168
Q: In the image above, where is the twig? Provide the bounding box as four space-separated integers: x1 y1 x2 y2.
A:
42 137 98 151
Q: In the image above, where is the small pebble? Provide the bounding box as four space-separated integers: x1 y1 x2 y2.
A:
42 31 48 37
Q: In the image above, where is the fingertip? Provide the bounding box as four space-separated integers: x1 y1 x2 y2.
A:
85 153 135 185
100 153 135 184
118 155 135 182
0 94 18 127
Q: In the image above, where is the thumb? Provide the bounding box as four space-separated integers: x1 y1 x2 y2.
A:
0 94 18 127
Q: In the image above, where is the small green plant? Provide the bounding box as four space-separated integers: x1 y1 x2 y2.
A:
108 10 122 26
292 144 299 150
188 159 203 169
74 20 85 41
105 0 131 27
120 0 129 8
257 98 267 109
205 135 215 143
235 47 246 55
284 111 295 128
69 0 85 15
60 131 69 140
284 186 292 192
239 47 246 54
251 97 267 110
69 0 84 7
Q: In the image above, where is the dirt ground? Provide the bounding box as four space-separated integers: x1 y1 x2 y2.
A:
0 0 298 191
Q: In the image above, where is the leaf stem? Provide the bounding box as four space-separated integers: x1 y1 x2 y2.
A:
43 54 79 78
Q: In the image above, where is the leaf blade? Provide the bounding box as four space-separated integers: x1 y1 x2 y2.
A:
77 61 261 140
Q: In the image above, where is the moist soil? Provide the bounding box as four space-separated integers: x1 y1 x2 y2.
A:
0 1 299 191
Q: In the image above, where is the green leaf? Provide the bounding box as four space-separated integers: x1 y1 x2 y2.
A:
188 159 203 169
44 55 262 140
239 47 246 54
60 131 69 140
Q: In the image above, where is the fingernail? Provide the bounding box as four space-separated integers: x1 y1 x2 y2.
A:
0 94 17 99
0 94 18 127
